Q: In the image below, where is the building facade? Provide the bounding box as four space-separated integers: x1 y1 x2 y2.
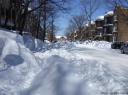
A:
94 6 128 42
103 11 114 42
114 6 128 42
95 16 104 40
85 22 96 40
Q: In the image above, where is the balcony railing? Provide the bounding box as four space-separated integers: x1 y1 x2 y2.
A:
113 26 117 32
104 27 113 34
104 16 114 25
114 15 118 22
104 24 113 27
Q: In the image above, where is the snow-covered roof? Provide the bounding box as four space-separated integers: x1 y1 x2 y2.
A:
85 23 89 27
28 7 32 11
85 21 95 27
105 11 114 16
91 21 95 24
96 16 104 21
56 35 67 39
56 35 62 39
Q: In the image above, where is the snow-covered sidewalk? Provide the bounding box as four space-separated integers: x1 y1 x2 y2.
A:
0 29 128 95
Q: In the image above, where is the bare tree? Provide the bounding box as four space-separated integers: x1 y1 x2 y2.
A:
33 0 71 41
66 14 87 41
80 0 101 24
104 0 128 9
80 0 101 40
0 0 72 42
47 12 58 42
104 0 128 21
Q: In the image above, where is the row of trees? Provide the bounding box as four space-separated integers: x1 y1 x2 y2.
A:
0 0 71 42
66 0 101 41
66 0 128 41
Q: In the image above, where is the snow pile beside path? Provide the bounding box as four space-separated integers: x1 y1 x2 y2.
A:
0 29 24 44
0 29 45 51
0 30 40 95
75 41 111 49
0 29 111 51
0 29 75 52
23 33 45 51
0 29 52 52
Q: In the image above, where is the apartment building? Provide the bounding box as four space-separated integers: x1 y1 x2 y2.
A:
66 6 128 42
94 6 128 42
95 16 104 40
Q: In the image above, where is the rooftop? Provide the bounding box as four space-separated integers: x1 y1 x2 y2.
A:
56 35 67 39
96 16 104 21
105 11 114 16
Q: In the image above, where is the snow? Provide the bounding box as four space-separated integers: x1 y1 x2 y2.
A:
105 11 114 16
91 21 95 24
56 35 67 39
104 24 113 26
56 35 62 39
85 23 89 27
0 29 128 95
86 21 95 27
28 7 32 11
0 29 41 94
96 16 104 21
74 41 111 49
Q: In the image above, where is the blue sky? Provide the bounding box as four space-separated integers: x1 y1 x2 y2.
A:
56 0 110 36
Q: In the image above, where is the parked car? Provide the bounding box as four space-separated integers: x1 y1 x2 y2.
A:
120 42 128 54
111 41 124 49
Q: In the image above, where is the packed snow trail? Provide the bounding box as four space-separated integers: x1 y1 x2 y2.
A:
29 47 128 95
33 47 128 95
0 29 128 95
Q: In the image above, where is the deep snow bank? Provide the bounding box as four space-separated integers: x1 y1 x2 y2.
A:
0 29 41 95
0 29 45 51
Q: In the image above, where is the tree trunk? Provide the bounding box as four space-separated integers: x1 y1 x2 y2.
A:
18 13 27 35
18 2 29 35
51 15 54 42
4 9 9 27
42 0 47 42
42 16 46 41
36 10 41 38
0 5 1 25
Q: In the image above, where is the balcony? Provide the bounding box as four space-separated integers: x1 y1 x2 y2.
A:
113 26 117 33
104 24 113 27
95 30 103 36
96 21 104 28
104 26 113 35
104 16 114 25
96 27 103 29
114 15 118 22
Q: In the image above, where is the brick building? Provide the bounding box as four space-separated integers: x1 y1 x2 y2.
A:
113 6 128 42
